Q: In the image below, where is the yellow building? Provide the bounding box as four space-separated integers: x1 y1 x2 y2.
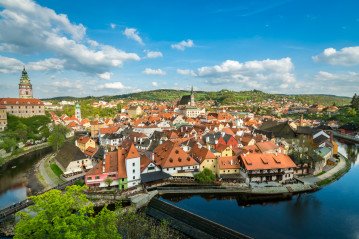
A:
0 105 7 131
190 145 217 173
76 136 96 152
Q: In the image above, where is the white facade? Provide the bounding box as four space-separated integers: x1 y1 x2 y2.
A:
141 162 161 174
125 157 141 188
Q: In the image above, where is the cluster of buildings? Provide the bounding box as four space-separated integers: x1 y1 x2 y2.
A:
49 88 338 190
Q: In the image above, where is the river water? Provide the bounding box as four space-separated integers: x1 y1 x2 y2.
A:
0 147 51 210
161 142 359 239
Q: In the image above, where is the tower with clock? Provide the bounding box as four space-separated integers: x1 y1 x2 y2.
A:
18 67 33 99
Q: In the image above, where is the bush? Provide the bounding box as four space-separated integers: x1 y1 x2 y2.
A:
194 168 216 184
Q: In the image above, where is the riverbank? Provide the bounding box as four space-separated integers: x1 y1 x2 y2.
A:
299 153 350 187
0 143 50 168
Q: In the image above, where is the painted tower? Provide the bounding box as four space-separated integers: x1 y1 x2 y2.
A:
190 86 195 107
75 102 81 121
18 67 33 99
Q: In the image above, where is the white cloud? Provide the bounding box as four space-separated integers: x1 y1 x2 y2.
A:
151 81 158 87
313 46 359 66
97 72 113 80
171 39 194 51
100 81 125 90
51 79 83 90
145 50 163 58
0 55 23 73
176 69 197 76
0 55 65 73
123 27 144 45
0 0 140 74
191 57 296 91
143 68 166 76
110 23 117 29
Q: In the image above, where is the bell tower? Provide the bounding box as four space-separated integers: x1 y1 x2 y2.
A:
190 86 195 107
18 67 33 99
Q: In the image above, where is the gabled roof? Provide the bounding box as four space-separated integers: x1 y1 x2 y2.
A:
189 144 216 163
241 153 297 171
218 156 241 169
154 140 198 168
55 142 86 169
77 136 91 144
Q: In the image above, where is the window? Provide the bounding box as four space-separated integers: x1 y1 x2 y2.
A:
95 176 100 179
132 163 135 166
133 169 135 173
133 176 135 179
122 178 124 182
87 177 92 180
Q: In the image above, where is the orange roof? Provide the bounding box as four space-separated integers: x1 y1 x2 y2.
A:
117 148 127 178
105 151 118 173
222 127 235 136
99 126 119 134
0 98 44 106
241 153 297 171
86 160 104 176
0 105 6 109
189 145 216 163
154 141 198 168
84 146 98 157
255 141 279 153
140 154 152 172
218 156 241 169
77 136 91 144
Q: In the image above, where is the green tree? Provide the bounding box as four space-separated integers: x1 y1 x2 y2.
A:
14 185 121 239
0 137 17 153
194 168 216 183
346 107 357 117
48 124 69 151
351 93 359 110
104 177 114 188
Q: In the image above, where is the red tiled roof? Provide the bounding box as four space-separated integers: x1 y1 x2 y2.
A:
218 156 241 170
154 140 198 168
241 153 297 171
140 154 152 172
77 136 91 144
0 98 44 106
84 146 98 157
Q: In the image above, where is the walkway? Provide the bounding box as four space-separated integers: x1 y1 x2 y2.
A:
38 153 64 189
299 155 347 185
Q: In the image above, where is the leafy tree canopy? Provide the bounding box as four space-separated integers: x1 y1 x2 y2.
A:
194 168 216 183
14 185 121 239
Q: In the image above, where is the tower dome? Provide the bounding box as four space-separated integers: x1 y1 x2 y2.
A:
18 67 33 99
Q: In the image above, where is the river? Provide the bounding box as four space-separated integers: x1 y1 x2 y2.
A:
161 142 359 239
0 147 52 210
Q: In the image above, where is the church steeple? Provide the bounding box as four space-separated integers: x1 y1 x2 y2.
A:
19 67 33 99
190 85 195 107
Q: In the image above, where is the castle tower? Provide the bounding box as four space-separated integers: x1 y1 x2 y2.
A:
75 102 81 121
18 67 33 99
190 86 195 107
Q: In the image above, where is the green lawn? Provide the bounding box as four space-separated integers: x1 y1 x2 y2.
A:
50 163 63 177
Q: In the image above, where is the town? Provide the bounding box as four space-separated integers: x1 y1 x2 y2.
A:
1 69 358 195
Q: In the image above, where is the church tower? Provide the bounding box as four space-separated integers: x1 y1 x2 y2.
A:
190 86 195 107
18 67 33 99
75 102 81 121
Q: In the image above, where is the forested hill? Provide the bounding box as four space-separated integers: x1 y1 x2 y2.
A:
44 89 351 106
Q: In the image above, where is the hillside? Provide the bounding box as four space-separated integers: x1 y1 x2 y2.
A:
44 89 351 106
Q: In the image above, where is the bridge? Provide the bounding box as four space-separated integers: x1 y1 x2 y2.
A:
331 131 359 144
0 176 84 221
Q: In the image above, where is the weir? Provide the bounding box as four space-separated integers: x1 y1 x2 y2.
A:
146 197 252 239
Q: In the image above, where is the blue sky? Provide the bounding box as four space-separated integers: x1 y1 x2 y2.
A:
0 0 358 98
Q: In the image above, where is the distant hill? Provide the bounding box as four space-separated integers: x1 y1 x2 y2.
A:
43 89 351 106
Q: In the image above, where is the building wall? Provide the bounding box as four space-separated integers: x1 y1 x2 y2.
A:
0 108 7 131
200 158 217 173
125 157 141 188
3 104 45 118
118 178 128 190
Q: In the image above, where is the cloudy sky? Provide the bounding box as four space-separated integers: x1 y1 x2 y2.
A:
0 0 358 98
